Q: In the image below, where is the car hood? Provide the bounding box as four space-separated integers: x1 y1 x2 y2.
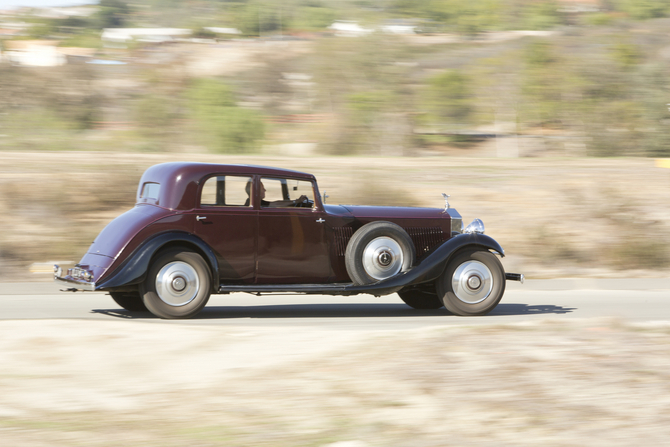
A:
86 205 171 259
338 204 446 219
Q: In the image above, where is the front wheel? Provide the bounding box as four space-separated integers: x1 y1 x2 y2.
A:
140 249 212 319
437 250 505 316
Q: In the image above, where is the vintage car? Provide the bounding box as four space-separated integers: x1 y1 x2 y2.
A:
55 162 523 319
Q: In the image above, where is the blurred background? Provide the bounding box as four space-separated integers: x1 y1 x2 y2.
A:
3 3 670 446
2 0 670 279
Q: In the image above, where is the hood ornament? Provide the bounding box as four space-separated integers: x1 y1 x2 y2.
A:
441 193 450 213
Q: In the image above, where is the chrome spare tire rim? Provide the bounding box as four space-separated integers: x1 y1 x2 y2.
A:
451 260 493 304
363 236 404 281
155 261 200 307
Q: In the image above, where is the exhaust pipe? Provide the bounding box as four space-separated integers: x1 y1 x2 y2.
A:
505 273 524 284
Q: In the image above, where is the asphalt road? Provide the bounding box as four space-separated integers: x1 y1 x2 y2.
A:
1 279 669 329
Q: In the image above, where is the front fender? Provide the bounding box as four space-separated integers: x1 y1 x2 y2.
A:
96 232 219 291
345 233 504 295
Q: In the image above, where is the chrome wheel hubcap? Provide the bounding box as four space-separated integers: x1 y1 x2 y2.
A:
155 261 199 307
451 260 493 304
172 277 186 291
363 237 404 281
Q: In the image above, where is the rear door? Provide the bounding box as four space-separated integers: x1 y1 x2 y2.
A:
192 174 257 284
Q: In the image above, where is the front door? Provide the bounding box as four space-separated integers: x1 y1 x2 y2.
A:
256 177 332 284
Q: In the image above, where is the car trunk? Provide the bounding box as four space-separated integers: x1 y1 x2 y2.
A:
78 205 172 282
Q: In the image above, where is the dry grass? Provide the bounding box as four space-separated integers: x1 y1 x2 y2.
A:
2 152 669 280
1 318 670 446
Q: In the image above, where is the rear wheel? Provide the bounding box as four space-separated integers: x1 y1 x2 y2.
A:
140 249 212 319
109 292 147 312
437 250 505 316
398 286 444 310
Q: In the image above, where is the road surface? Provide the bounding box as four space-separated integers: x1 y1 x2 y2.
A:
1 279 668 328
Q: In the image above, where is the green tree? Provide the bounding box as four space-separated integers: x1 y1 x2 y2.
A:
238 1 281 36
27 21 57 39
289 4 336 30
97 0 130 29
455 0 502 35
340 90 398 154
191 27 217 39
519 40 567 127
611 41 642 69
390 0 566 33
633 64 670 157
311 34 415 154
134 94 177 138
521 0 564 30
186 78 265 153
570 43 653 156
424 70 474 124
614 0 670 20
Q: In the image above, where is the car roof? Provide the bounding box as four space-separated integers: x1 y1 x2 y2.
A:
137 162 316 210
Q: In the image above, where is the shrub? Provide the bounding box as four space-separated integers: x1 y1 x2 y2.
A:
186 78 265 154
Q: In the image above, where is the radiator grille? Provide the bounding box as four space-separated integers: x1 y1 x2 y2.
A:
333 226 354 256
404 227 446 256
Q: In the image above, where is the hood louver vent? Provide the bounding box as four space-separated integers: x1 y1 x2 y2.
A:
405 227 446 256
334 227 354 256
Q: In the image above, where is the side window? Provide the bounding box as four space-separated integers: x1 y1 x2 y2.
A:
200 175 252 207
140 182 160 200
260 178 286 203
289 179 314 202
260 178 314 208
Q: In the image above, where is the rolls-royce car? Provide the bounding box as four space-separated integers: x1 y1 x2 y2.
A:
55 162 523 319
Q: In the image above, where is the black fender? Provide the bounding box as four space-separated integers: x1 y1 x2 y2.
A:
345 233 504 295
96 232 220 292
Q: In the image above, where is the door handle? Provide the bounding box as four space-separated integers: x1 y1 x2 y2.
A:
196 216 207 221
316 218 325 223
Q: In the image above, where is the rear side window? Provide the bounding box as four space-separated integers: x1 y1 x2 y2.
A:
140 182 160 200
201 175 252 207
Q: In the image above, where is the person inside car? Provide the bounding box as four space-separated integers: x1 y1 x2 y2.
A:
244 180 309 207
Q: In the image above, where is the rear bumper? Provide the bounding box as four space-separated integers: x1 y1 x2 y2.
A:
54 265 96 291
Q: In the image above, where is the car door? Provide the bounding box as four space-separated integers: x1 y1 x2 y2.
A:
256 177 332 284
192 174 257 284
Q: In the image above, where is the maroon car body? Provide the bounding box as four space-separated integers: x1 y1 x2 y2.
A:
55 162 522 318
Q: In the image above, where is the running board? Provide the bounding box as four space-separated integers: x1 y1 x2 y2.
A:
219 283 353 294
220 273 524 295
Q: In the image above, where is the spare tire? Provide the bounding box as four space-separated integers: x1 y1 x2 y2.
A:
345 221 415 285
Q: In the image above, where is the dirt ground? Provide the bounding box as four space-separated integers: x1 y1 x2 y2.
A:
180 40 313 77
2 151 670 280
0 318 669 446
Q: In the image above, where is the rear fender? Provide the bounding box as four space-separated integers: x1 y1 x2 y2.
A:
96 232 219 292
346 233 504 295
